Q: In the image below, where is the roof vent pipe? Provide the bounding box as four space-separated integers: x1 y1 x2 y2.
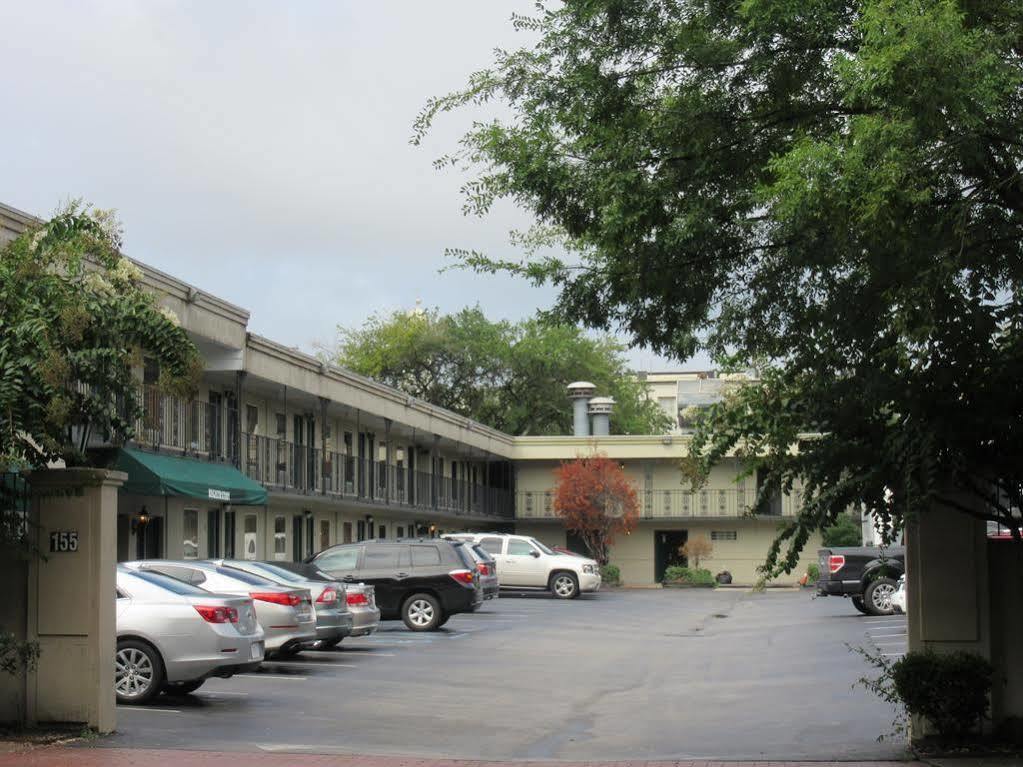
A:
588 396 615 437
566 381 596 437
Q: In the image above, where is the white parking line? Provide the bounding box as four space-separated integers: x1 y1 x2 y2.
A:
874 641 908 647
869 633 907 638
265 661 357 668
235 674 308 681
883 653 905 657
203 691 249 697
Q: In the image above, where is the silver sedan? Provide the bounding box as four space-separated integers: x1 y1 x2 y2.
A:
115 566 264 705
123 560 317 656
267 561 380 642
209 559 353 648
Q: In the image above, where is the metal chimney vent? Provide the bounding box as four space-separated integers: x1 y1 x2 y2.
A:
587 396 615 436
567 381 596 437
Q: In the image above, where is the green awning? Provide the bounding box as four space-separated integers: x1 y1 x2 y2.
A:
115 447 267 505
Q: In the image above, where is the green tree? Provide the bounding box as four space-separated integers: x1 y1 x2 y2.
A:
326 306 669 435
417 0 1023 573
821 514 863 548
0 202 202 468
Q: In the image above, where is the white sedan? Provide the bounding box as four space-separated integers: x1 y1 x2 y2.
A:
890 574 907 614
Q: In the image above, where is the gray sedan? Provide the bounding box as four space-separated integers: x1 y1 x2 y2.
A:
115 566 264 704
209 559 352 648
124 560 317 656
267 561 380 643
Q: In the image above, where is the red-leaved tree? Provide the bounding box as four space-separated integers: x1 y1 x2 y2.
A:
552 453 639 565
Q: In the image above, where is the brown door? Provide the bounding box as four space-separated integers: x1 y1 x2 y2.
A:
342 521 353 544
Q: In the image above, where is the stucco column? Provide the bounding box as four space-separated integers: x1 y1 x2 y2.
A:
24 468 125 733
906 500 991 740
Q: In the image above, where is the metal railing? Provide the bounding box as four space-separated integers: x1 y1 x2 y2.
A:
134 384 238 463
1 472 31 546
241 434 514 520
516 488 802 520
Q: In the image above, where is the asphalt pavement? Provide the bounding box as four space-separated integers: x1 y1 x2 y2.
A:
97 588 911 762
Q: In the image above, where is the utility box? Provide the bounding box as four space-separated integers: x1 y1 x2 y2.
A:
25 468 124 733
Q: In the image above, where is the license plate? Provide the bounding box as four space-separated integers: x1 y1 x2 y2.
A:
250 642 264 660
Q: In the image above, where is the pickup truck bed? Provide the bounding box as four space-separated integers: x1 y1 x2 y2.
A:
816 545 905 615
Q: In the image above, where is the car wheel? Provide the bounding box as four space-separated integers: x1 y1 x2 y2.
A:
315 637 342 650
864 577 898 616
115 640 164 705
163 679 204 696
851 596 871 615
550 572 579 599
402 593 442 631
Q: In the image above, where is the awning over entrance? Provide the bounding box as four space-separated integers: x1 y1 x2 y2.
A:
115 447 268 505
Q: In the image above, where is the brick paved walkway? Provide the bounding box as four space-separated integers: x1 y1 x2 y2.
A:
0 746 928 767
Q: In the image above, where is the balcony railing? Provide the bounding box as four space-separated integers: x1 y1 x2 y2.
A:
516 488 802 520
134 385 237 463
241 433 514 520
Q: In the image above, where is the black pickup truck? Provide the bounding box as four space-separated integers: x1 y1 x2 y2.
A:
816 546 905 615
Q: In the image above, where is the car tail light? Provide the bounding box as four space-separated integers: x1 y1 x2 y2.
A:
477 563 491 576
828 555 846 574
194 605 239 623
347 592 369 607
449 569 475 586
316 588 338 604
250 591 301 606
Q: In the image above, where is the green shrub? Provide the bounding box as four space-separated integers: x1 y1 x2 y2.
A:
822 514 862 547
599 564 621 585
663 565 691 582
806 562 821 582
892 650 993 740
663 565 715 585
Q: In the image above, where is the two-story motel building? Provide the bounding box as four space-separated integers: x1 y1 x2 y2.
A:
2 202 818 585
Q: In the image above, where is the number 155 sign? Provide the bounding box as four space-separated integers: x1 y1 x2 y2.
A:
49 530 79 552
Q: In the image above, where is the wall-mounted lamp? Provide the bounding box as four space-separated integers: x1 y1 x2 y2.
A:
131 506 150 534
303 509 312 519
365 514 374 524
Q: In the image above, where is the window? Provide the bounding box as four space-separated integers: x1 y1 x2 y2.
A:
507 540 536 556
145 564 205 585
411 545 442 567
342 521 353 544
356 520 365 541
396 526 404 538
479 537 504 554
319 520 330 551
143 356 160 385
182 509 198 559
132 569 209 595
378 525 386 539
316 546 360 572
273 516 287 560
658 396 677 419
711 530 737 541
363 545 401 568
275 413 287 438
343 432 354 484
246 405 259 434
243 514 258 560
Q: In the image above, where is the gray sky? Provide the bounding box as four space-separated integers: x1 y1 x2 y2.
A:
1 2 693 371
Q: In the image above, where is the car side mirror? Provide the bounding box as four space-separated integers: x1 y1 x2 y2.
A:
530 550 540 558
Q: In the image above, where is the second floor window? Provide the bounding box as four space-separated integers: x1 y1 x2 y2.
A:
246 405 258 434
275 413 286 439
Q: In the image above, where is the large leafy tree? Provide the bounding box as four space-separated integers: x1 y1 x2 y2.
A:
326 306 669 435
553 453 639 564
417 0 1023 573
0 203 202 469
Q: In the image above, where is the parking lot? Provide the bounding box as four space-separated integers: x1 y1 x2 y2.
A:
105 589 909 762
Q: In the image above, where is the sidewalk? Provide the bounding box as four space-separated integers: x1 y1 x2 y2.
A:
0 746 935 767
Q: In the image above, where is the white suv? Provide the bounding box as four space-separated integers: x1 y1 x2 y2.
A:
448 533 600 599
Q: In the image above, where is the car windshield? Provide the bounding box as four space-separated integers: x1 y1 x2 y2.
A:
531 539 556 555
127 568 209 596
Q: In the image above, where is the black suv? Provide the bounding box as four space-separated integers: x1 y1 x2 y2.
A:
307 538 481 631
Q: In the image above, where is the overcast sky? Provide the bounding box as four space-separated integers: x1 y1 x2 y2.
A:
1 2 693 371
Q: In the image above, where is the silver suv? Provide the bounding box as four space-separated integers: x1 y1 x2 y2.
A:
448 533 600 599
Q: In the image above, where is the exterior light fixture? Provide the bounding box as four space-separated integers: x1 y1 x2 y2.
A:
131 506 150 533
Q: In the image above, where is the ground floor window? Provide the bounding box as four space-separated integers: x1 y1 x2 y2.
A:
183 509 198 559
319 519 330 551
273 515 287 560
378 524 386 539
243 514 258 559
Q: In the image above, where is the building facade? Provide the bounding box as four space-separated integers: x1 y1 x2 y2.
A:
3 202 816 585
